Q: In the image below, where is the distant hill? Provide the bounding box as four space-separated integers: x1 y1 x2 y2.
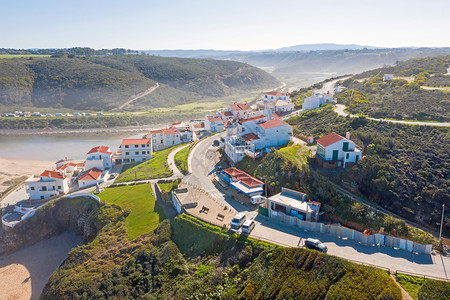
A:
0 56 279 111
270 43 379 52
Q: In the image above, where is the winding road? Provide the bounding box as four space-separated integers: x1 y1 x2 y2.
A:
118 82 159 109
334 104 450 127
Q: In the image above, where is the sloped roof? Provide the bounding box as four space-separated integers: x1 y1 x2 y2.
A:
229 103 252 111
208 116 223 122
259 119 289 129
275 100 291 106
121 138 151 146
87 146 112 155
239 115 266 124
40 170 66 179
222 167 263 187
149 129 164 134
164 128 180 135
221 111 233 117
265 91 288 97
241 133 260 142
316 132 345 147
78 168 102 181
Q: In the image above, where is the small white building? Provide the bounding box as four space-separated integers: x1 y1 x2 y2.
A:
149 128 182 151
302 93 333 111
85 146 113 171
267 188 321 222
226 103 253 120
265 99 295 114
78 168 104 188
114 138 152 164
315 132 362 168
263 91 290 102
384 74 394 81
25 170 70 200
205 116 225 133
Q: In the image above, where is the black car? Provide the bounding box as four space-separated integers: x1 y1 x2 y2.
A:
212 139 220 146
304 238 328 253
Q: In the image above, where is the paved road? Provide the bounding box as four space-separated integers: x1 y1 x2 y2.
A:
167 144 188 178
118 82 159 109
334 104 450 127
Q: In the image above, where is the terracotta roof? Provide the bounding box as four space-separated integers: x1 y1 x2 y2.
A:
239 115 266 124
316 132 345 147
193 123 203 129
164 128 180 135
87 146 112 155
259 119 289 129
78 168 102 181
271 114 281 120
221 111 233 117
40 170 65 179
56 164 68 170
265 91 288 97
222 167 263 187
229 103 252 111
150 129 164 134
208 116 223 122
121 138 151 146
241 133 260 142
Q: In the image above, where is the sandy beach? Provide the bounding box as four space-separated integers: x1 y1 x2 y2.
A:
0 231 82 300
0 158 54 194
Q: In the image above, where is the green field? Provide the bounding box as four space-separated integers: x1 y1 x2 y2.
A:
116 145 180 182
277 144 310 168
174 143 194 174
97 183 165 239
395 273 426 300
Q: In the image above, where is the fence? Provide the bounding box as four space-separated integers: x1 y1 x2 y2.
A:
171 191 183 214
66 193 101 204
269 211 433 255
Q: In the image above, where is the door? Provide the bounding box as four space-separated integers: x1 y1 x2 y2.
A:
343 142 349 151
332 150 339 160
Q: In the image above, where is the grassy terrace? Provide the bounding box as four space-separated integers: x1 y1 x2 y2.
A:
115 145 180 182
174 142 194 174
97 183 165 240
277 144 309 168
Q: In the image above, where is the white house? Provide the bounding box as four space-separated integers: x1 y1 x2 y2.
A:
78 168 104 188
149 128 182 151
221 167 264 197
85 146 113 171
267 188 321 222
226 103 253 120
225 116 293 163
25 170 70 200
55 162 84 178
265 100 295 115
263 91 290 102
302 93 333 111
315 132 362 168
384 74 394 81
205 116 225 133
114 138 152 164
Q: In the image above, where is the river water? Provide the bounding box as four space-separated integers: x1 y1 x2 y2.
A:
0 131 146 161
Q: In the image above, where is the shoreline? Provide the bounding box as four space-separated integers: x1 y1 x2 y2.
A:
0 123 167 136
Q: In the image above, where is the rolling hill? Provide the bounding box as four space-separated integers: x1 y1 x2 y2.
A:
0 55 280 111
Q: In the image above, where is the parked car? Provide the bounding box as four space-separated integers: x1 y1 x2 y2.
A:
241 219 255 234
304 238 328 253
212 139 220 146
220 137 225 142
230 212 246 230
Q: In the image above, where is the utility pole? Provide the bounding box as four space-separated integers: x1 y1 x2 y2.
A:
439 204 445 247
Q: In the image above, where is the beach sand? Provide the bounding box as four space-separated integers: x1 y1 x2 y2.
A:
0 231 82 300
0 158 54 194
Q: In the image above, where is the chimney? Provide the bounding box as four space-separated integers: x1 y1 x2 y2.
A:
346 132 350 140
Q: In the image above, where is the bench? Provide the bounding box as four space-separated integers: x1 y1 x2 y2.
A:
217 213 225 221
200 206 210 213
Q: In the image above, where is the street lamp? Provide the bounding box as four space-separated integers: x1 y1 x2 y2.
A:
439 204 445 247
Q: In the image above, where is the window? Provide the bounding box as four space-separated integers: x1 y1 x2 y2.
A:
135 151 139 155
135 145 138 148
346 153 349 159
131 159 135 162
125 152 129 155
141 145 145 148
58 185 61 190
42 186 47 191
147 151 150 154
31 186 35 190
143 158 146 161
125 145 129 148
142 151 146 155
343 142 349 151
40 196 44 200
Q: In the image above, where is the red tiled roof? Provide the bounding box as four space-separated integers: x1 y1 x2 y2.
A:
87 146 112 155
208 116 223 122
229 103 252 111
149 129 164 134
265 91 288 97
163 128 180 135
121 138 151 146
241 133 260 142
222 167 263 187
221 111 233 117
271 114 281 120
316 132 345 147
40 170 66 179
239 115 266 124
259 119 289 129
78 168 102 181
193 123 203 129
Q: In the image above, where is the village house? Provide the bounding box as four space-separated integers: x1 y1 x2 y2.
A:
226 103 253 120
78 168 104 188
149 128 182 151
262 91 290 102
224 115 293 163
25 170 70 200
265 99 295 115
85 146 113 171
221 167 264 197
314 132 362 168
302 92 333 111
169 121 194 142
257 91 294 115
267 188 321 222
114 138 152 165
204 116 225 133
55 162 84 179
383 74 394 81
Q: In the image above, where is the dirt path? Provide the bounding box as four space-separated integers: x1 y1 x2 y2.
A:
390 274 413 300
420 86 450 91
118 82 159 110
0 231 82 300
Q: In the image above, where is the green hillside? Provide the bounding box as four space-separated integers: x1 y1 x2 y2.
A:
336 55 450 121
0 55 279 111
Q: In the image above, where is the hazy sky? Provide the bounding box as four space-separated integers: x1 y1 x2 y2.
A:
1 0 450 50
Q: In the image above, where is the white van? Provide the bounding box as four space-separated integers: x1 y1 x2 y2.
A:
250 195 265 204
230 212 246 230
241 219 255 234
